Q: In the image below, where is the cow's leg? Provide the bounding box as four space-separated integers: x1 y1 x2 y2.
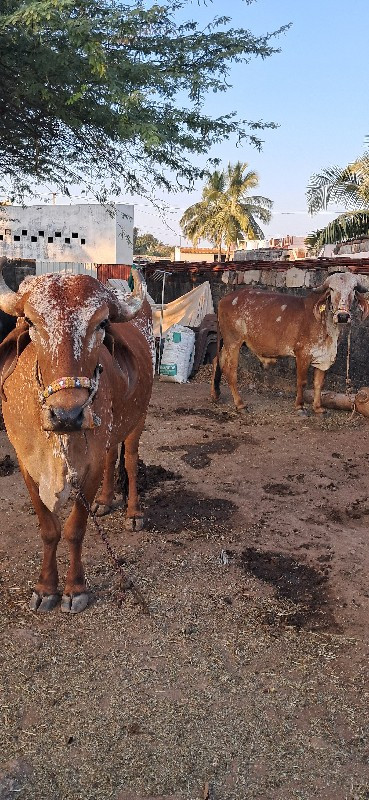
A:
92 445 121 516
295 352 310 411
124 422 145 531
220 342 245 410
19 461 62 612
62 476 101 613
313 368 326 414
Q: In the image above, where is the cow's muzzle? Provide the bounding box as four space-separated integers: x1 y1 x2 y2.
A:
36 362 103 431
42 403 95 432
336 311 351 324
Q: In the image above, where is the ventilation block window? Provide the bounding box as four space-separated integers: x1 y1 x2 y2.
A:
48 236 53 243
55 231 61 237
0 235 3 241
38 230 44 237
31 236 37 242
72 232 78 238
65 237 70 244
81 238 86 245
22 229 27 236
14 235 20 241
5 229 11 236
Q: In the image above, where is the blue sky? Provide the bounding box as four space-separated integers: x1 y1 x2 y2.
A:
133 0 369 245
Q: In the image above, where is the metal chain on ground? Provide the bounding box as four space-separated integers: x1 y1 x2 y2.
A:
74 482 149 614
58 437 149 613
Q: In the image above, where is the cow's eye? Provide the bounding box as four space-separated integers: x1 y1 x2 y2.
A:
25 317 34 328
97 319 108 331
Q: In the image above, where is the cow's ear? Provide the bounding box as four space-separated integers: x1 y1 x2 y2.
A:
313 288 330 321
356 291 369 320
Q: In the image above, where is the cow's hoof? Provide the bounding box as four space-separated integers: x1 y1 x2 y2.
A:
236 404 247 413
30 591 60 612
125 515 144 531
313 407 326 415
61 592 90 614
296 408 308 417
92 500 123 517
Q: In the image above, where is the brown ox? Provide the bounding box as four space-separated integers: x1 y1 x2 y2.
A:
211 272 369 413
0 260 153 613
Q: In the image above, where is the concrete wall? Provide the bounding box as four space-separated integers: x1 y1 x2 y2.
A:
2 260 36 291
0 204 134 264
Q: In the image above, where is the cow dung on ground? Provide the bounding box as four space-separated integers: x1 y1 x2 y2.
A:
1 373 369 800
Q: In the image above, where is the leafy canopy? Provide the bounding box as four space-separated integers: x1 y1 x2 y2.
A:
133 228 173 258
180 161 272 255
306 149 369 252
0 0 289 201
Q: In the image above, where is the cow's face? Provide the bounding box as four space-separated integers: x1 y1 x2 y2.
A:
327 273 358 324
21 275 110 431
314 273 369 325
0 264 146 432
22 274 109 376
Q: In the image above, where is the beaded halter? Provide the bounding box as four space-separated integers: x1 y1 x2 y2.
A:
41 375 94 400
36 362 103 409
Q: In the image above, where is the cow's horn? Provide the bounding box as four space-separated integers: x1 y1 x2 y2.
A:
312 277 330 293
356 282 368 294
0 257 20 316
108 268 146 322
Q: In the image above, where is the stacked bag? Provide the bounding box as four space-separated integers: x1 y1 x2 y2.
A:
159 324 195 383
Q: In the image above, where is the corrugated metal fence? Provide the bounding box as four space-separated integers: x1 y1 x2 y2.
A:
36 262 132 284
36 261 98 278
97 264 131 283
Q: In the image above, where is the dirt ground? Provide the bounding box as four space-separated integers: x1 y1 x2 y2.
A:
1 367 369 800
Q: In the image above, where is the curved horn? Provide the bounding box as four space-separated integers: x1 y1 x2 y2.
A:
312 277 331 294
0 257 20 316
108 268 146 322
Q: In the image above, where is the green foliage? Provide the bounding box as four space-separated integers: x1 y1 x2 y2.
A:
307 166 365 215
180 161 272 255
305 212 369 255
0 0 290 201
134 229 173 258
306 148 369 250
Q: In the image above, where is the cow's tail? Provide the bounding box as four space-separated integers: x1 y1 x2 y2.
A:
211 318 222 401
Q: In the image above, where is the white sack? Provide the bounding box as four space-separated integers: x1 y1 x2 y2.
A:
159 325 196 383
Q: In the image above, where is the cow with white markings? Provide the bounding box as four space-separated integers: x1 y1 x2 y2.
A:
211 271 369 414
0 258 153 613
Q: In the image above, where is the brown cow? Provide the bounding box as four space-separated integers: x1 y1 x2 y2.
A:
0 261 153 612
211 272 369 413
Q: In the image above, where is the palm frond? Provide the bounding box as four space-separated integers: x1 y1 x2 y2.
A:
180 161 272 249
305 210 369 253
306 165 363 214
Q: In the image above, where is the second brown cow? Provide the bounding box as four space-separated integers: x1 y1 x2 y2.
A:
211 272 369 413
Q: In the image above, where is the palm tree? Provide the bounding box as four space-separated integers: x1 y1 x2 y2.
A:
180 170 226 258
180 161 272 259
306 149 369 253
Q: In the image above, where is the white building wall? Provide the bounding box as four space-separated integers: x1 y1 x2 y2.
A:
116 204 134 263
174 247 220 263
0 203 134 264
